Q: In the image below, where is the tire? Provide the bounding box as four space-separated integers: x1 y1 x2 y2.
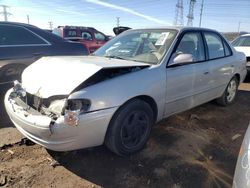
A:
0 64 26 83
216 76 239 106
105 99 154 156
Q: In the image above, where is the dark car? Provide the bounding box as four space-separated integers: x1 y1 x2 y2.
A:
0 22 89 83
53 26 109 53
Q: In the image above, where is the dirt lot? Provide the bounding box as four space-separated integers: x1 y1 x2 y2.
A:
1 77 250 188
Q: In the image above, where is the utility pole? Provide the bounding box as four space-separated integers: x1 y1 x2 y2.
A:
199 0 204 27
174 0 184 26
116 17 120 27
27 15 30 24
48 21 53 30
187 0 196 27
237 22 241 35
0 5 12 21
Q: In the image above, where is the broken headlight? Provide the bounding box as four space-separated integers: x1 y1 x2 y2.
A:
10 80 26 98
48 99 67 115
64 99 91 126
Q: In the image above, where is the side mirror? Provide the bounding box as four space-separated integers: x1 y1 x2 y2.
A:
169 53 193 66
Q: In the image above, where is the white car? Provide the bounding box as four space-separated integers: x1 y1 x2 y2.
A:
233 123 250 188
232 34 250 72
4 27 247 155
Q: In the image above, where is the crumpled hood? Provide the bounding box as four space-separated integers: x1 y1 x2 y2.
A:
22 56 149 98
234 47 250 57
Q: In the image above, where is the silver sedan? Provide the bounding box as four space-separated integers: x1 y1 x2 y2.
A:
5 27 247 155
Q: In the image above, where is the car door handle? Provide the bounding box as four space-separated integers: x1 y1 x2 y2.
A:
203 71 210 75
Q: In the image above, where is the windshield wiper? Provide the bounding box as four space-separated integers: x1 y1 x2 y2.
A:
104 55 126 60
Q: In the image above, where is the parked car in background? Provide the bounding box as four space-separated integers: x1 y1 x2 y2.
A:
53 26 109 53
233 123 250 188
5 27 247 156
0 22 89 83
232 34 250 73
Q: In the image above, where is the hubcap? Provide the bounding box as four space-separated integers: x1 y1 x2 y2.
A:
226 79 237 102
121 111 149 149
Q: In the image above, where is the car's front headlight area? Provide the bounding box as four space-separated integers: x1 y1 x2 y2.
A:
48 98 91 126
9 81 92 127
47 99 67 116
63 99 91 126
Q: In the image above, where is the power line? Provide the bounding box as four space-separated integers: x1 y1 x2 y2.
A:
116 17 120 27
0 5 12 21
48 21 53 30
27 15 30 24
199 0 204 27
187 0 196 26
174 0 184 26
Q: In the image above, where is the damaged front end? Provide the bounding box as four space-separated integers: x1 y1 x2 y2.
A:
8 63 149 131
9 81 92 128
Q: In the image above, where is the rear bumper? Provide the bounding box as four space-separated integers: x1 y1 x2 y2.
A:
4 89 118 151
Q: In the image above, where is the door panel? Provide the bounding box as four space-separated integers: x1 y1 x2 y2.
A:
203 32 234 97
164 31 211 117
165 62 211 116
208 57 234 97
165 64 197 116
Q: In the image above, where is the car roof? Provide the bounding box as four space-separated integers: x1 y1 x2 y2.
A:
127 26 220 33
0 21 38 28
0 21 69 43
57 25 96 30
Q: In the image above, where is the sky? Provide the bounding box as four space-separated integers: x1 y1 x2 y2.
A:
0 0 249 35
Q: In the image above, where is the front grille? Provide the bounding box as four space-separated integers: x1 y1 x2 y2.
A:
25 92 45 110
22 92 67 111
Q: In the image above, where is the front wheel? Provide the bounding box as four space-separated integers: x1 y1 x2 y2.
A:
216 76 239 106
105 99 154 156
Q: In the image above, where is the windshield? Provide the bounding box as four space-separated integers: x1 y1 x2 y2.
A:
94 29 177 64
232 36 250 47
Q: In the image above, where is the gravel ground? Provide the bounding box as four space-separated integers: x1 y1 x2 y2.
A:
0 76 250 188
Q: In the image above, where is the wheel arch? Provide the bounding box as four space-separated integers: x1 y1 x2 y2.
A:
234 73 240 83
134 95 158 123
0 63 27 82
108 95 158 126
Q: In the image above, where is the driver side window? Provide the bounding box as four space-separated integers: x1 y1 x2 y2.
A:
176 32 205 62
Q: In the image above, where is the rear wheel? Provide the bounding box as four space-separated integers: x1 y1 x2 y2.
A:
105 99 154 156
216 76 239 106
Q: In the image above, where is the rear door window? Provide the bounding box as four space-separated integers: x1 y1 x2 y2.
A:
0 25 48 46
204 32 225 59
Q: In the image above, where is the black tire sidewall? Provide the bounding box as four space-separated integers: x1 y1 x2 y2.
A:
106 99 154 155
